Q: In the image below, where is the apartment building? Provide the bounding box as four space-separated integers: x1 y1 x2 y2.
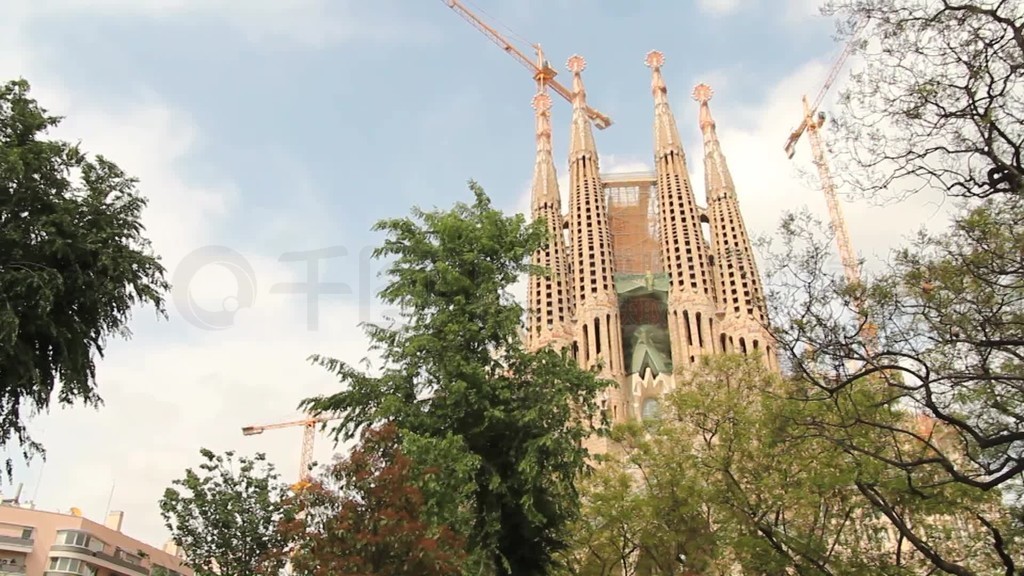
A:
0 504 191 576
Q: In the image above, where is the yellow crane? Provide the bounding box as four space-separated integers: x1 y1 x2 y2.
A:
783 36 859 286
441 0 613 129
783 31 877 348
241 415 338 488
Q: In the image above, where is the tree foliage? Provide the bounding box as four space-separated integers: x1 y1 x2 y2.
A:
564 356 1006 575
0 79 168 474
282 423 468 576
826 0 1023 201
766 205 1023 574
159 449 293 576
301 182 609 575
759 1 1024 572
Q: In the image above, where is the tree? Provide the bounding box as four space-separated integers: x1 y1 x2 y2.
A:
760 1 1024 572
0 79 168 474
565 356 1006 575
159 449 293 576
825 0 1023 201
767 207 1023 575
559 426 720 576
557 458 650 576
282 423 468 576
300 181 609 576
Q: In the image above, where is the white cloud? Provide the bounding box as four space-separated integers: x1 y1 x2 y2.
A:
697 0 749 17
1 5 383 548
784 0 826 23
20 293 376 547
8 0 438 48
682 58 953 276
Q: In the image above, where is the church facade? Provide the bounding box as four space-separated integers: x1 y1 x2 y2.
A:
525 50 776 437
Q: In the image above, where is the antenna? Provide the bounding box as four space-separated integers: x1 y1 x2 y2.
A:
30 459 45 505
103 481 115 519
1 483 23 505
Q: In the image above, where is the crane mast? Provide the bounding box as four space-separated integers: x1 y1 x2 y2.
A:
441 0 612 129
801 96 859 288
784 32 877 347
784 31 861 286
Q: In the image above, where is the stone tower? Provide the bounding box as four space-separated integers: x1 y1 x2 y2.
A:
646 51 719 369
526 90 574 352
694 84 777 370
564 55 627 422
524 51 775 433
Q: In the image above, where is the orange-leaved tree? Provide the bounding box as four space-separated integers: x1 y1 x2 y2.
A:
280 423 468 576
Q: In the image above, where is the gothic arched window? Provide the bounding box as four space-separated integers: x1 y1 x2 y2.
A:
641 397 660 420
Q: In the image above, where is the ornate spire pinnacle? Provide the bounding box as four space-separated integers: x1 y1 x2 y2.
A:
693 82 734 193
567 54 586 100
693 83 715 132
646 50 667 101
567 54 597 159
645 50 683 156
530 91 559 210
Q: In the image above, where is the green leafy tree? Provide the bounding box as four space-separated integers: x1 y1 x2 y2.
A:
159 449 293 576
282 423 469 576
766 206 1022 575
0 79 168 475
567 356 1006 575
557 459 645 576
558 436 712 576
760 1 1024 571
301 181 608 576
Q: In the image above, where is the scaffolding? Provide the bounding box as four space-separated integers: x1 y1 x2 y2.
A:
603 172 662 275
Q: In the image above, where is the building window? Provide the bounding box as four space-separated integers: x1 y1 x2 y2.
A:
46 557 96 576
55 531 104 553
641 398 660 420
115 548 143 565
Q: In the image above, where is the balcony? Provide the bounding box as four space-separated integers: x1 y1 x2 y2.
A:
0 565 25 575
93 550 149 576
49 548 149 576
0 534 33 553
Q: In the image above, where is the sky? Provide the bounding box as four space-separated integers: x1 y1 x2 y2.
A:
0 0 956 548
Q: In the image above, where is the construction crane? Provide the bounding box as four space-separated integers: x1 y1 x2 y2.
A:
783 36 859 286
241 415 338 487
441 0 613 129
783 31 877 347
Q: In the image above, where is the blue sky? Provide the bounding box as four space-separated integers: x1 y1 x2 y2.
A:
1 0 954 547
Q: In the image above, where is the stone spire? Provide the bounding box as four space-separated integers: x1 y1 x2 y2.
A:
565 54 624 378
645 50 718 366
694 83 776 369
527 91 574 351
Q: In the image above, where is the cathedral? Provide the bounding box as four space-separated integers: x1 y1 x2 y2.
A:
525 50 777 437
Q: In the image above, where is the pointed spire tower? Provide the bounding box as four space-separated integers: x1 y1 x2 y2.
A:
694 83 776 369
645 51 718 366
527 91 574 351
565 54 624 377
